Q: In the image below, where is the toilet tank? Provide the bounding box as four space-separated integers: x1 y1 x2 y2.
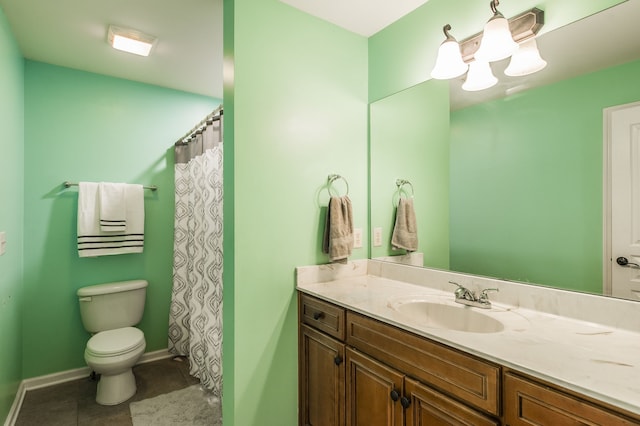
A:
77 280 148 333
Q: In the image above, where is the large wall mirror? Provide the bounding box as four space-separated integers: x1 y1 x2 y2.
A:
369 0 640 301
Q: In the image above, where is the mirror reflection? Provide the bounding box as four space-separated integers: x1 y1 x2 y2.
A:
370 0 640 301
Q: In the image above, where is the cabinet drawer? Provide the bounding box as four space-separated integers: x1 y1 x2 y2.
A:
504 372 640 425
346 312 500 416
300 294 346 340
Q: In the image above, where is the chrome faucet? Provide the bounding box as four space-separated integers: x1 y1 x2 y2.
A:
448 281 498 309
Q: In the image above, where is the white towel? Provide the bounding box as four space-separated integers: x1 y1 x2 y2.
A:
99 182 127 232
77 182 145 257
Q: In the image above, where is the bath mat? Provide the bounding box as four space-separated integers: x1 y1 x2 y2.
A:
129 385 222 426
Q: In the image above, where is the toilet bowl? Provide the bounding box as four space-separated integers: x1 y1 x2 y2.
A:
77 280 148 405
84 327 146 405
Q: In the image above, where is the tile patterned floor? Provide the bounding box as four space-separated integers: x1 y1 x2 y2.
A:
15 356 200 426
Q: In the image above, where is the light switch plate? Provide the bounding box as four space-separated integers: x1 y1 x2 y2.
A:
373 227 382 247
353 228 363 248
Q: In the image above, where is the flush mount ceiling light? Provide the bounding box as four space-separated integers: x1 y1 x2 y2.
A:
107 25 157 57
430 4 545 91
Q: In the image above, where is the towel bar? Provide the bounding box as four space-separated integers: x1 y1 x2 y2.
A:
63 181 158 191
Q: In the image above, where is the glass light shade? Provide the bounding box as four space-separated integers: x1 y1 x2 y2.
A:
504 38 547 76
108 25 156 57
462 61 498 91
431 40 468 79
474 16 518 62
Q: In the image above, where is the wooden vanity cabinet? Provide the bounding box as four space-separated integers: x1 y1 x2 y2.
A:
299 293 499 426
299 293 640 426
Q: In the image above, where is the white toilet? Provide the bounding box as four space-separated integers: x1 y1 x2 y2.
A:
77 280 148 405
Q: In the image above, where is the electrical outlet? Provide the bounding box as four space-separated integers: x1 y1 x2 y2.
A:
0 232 6 256
373 227 382 247
353 228 363 248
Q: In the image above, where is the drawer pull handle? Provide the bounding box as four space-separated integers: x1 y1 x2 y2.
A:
313 312 324 320
334 356 343 366
390 390 400 402
400 396 411 409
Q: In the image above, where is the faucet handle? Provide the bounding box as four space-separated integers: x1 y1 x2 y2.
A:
448 281 465 294
479 288 499 302
449 281 473 300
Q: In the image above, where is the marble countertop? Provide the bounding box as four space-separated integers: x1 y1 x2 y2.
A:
297 273 640 416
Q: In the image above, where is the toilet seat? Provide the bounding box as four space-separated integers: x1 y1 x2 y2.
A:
86 327 145 357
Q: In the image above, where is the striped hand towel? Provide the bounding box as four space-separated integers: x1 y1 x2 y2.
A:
77 182 145 257
99 182 127 232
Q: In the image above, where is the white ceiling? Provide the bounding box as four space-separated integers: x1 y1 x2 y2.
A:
0 0 638 107
0 0 426 100
280 0 428 37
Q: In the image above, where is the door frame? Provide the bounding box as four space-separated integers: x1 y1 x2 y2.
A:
602 100 640 296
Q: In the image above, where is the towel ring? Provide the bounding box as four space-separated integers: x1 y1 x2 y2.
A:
396 179 414 198
328 174 349 197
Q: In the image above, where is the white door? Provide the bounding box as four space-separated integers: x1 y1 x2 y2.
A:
606 101 640 300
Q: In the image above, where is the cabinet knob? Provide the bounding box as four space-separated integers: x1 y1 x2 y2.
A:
400 396 411 409
313 311 324 320
390 389 400 401
334 355 343 366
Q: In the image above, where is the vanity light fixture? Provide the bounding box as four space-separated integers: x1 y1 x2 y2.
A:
474 0 518 62
108 25 157 57
504 38 547 76
430 3 545 91
430 25 468 80
462 60 498 91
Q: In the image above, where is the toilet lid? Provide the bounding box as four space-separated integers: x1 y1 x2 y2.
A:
87 327 144 357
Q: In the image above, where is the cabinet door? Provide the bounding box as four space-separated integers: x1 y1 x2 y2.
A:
346 348 404 426
299 324 345 426
405 378 499 426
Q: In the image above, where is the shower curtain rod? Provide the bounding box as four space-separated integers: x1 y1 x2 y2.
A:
176 106 223 146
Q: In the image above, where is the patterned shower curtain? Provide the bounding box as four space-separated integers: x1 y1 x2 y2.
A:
168 109 223 397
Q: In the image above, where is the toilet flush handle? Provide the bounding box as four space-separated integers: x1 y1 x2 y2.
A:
79 297 92 302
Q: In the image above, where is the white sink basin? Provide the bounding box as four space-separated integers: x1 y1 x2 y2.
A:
392 300 505 333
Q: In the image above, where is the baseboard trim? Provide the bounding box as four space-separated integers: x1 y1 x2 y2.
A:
3 349 172 426
3 381 26 426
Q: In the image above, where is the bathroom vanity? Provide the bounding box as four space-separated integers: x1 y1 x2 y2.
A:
296 260 640 425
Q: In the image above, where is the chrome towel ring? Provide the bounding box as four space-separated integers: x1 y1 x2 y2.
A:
396 179 414 198
328 174 349 197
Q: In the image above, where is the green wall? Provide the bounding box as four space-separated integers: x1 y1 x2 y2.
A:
368 0 625 102
370 79 450 268
225 0 368 424
450 58 640 293
0 6 24 423
22 61 219 378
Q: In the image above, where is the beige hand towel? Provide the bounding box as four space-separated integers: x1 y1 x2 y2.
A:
322 196 354 263
391 197 418 252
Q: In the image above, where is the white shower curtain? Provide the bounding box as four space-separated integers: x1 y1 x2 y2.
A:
168 109 223 396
